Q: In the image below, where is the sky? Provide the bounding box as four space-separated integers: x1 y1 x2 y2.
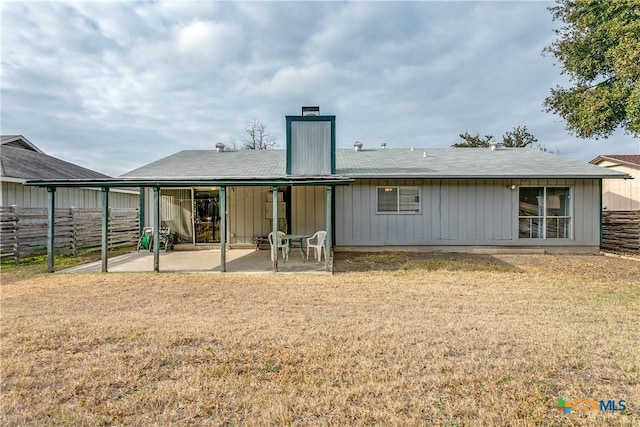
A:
2 0 639 177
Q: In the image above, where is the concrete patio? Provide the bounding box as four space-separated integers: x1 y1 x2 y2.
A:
59 247 330 274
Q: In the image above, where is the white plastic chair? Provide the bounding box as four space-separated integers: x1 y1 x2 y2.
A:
268 231 289 261
306 231 327 262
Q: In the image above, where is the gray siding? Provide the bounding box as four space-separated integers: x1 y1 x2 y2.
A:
228 186 272 244
291 186 326 235
289 121 331 175
335 179 601 246
1 181 138 209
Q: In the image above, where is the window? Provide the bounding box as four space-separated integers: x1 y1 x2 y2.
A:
377 186 420 214
518 187 571 239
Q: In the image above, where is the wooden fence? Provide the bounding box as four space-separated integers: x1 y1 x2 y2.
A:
0 206 139 263
601 210 640 254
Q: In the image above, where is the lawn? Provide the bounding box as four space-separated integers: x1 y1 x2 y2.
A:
1 254 639 426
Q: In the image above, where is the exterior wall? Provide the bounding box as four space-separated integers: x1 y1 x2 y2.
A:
335 178 601 247
145 186 328 245
1 181 139 209
596 162 639 210
228 186 272 244
291 186 326 236
289 121 332 175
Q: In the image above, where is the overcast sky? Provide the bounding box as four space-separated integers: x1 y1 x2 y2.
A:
2 1 638 177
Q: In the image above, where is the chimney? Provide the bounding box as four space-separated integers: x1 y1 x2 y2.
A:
301 106 320 116
215 142 225 152
354 141 363 152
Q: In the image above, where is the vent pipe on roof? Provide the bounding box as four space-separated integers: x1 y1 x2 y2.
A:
215 142 225 152
354 141 363 152
302 106 320 116
380 143 387 150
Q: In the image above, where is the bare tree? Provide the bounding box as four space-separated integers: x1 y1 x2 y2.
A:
243 119 276 150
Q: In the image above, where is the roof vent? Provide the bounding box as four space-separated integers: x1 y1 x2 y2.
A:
354 141 363 152
215 142 225 152
490 143 503 151
302 106 320 116
380 143 387 150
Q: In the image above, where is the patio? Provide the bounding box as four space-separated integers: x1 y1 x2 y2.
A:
59 247 330 274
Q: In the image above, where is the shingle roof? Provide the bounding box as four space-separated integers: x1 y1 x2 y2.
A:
591 154 640 169
1 145 110 180
122 150 286 179
122 148 627 179
1 135 43 153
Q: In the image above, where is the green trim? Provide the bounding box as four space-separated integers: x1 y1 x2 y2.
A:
285 115 336 175
220 186 227 272
599 178 603 249
331 118 336 173
153 186 160 272
25 177 353 188
138 187 145 234
101 187 109 272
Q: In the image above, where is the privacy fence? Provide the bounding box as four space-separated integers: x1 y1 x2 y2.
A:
601 210 640 254
0 206 139 263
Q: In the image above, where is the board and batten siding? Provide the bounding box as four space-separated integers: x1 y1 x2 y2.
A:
289 121 332 175
291 186 326 236
600 164 639 210
1 181 138 209
335 179 601 247
228 186 273 244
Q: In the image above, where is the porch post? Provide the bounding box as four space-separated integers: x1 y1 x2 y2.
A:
325 186 333 270
47 187 56 273
101 187 109 273
220 186 227 272
272 186 278 272
139 186 145 234
153 186 160 272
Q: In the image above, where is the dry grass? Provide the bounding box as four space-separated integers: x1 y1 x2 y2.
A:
1 254 639 426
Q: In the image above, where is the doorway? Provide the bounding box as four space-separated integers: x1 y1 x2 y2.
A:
194 189 220 243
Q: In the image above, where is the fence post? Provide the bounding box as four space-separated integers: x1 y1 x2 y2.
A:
12 205 19 264
70 206 77 256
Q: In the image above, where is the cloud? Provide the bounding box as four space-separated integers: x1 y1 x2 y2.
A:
176 20 244 63
1 0 636 177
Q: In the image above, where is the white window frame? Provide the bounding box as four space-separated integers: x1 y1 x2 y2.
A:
376 186 421 214
518 186 573 239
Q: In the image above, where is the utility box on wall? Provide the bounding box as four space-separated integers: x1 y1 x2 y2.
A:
286 106 335 175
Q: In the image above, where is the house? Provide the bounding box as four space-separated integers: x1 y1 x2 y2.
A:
589 155 639 211
1 135 138 208
25 107 629 272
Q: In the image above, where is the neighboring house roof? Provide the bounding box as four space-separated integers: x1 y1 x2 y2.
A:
590 154 640 169
121 148 627 180
1 135 44 153
1 144 110 181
